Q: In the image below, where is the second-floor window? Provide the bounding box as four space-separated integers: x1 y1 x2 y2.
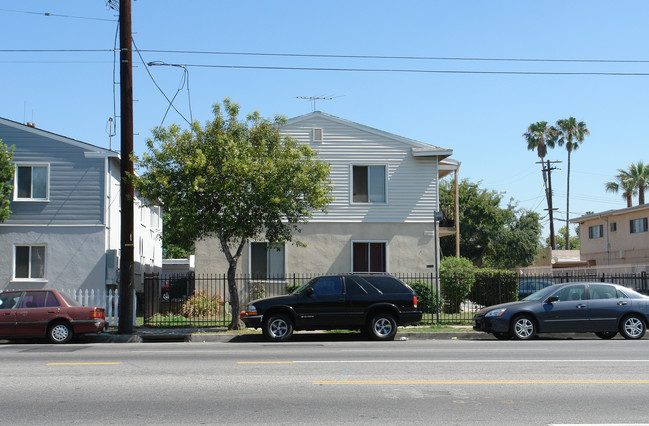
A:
352 165 386 203
588 225 603 239
630 218 648 234
15 164 49 201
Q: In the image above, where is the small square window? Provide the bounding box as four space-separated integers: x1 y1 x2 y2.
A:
15 164 49 200
588 225 604 239
630 218 648 234
14 245 45 280
352 165 386 204
610 222 617 232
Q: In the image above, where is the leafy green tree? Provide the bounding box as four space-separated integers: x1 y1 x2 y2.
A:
440 257 475 314
545 226 579 250
134 99 333 329
161 211 194 259
0 139 15 222
553 117 590 246
439 179 541 268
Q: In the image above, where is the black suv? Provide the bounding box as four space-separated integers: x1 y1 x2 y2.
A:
240 274 422 341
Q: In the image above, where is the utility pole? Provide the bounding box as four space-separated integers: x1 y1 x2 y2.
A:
118 0 135 334
540 160 560 250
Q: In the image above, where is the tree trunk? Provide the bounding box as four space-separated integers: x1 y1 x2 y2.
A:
640 185 645 205
227 260 244 330
627 194 633 208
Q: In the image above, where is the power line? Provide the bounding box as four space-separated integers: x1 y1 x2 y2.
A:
0 8 115 22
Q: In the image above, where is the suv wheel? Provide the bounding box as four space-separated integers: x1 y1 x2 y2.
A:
368 313 397 341
263 314 294 342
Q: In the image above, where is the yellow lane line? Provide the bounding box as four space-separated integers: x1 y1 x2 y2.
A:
237 361 294 364
47 362 122 366
313 379 649 385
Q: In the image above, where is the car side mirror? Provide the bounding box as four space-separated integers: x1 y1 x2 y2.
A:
545 296 559 304
306 287 315 297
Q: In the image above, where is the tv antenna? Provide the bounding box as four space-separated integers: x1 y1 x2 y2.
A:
296 96 334 112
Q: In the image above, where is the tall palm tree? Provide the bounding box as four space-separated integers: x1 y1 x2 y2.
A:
524 121 557 248
624 161 649 205
553 117 590 248
605 171 637 208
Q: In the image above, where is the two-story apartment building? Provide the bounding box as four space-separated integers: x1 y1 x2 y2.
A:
570 204 649 266
194 111 459 276
0 117 162 293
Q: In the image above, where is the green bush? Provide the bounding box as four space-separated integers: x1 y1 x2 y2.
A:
285 283 302 294
440 257 475 314
406 280 444 314
250 282 266 300
468 269 518 307
181 291 222 318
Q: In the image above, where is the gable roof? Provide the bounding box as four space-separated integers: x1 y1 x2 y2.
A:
284 111 453 158
0 117 119 159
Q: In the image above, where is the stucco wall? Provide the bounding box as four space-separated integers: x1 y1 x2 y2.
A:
0 226 106 292
194 222 438 276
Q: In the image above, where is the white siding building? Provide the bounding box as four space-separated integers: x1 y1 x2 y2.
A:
194 112 459 276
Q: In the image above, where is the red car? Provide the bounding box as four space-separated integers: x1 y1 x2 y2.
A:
0 289 107 344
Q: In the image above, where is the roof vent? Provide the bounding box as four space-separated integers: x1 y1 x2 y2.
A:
312 128 323 143
26 122 36 128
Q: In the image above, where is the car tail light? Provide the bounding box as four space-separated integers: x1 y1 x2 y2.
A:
413 296 418 309
90 309 105 319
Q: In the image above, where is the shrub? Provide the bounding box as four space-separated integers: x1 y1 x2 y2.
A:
469 269 518 307
181 291 222 318
440 257 475 314
406 280 444 314
285 283 302 294
250 282 266 300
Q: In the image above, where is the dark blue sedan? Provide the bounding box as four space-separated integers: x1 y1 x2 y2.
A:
473 282 649 340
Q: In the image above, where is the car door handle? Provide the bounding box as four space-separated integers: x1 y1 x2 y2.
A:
576 304 587 309
617 301 628 306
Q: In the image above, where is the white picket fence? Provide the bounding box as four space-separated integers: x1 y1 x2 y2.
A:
62 289 137 327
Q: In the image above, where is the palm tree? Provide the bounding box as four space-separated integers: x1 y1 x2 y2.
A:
625 161 649 205
524 121 557 248
553 117 590 248
605 171 637 207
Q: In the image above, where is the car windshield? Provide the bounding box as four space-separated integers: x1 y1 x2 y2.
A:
523 285 558 301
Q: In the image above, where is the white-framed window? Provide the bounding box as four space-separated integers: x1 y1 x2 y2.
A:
150 206 160 229
352 241 387 273
588 225 604 239
352 165 386 204
250 242 285 279
14 163 49 201
14 244 46 280
312 128 323 143
630 218 648 234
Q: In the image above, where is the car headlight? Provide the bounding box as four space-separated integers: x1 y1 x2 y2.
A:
485 308 506 317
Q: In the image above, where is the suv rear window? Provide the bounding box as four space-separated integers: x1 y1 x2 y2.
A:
357 275 411 294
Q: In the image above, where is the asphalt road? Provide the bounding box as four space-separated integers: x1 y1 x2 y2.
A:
2 338 649 425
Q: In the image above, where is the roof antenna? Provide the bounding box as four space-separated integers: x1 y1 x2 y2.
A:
296 96 333 112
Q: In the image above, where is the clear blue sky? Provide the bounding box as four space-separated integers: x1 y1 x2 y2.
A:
2 1 648 240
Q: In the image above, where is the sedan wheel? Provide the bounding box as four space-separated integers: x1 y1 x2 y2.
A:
620 315 646 340
511 315 536 340
48 322 73 344
368 313 397 341
595 331 617 339
262 314 294 342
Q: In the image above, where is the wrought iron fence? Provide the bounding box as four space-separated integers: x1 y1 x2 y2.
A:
141 271 649 328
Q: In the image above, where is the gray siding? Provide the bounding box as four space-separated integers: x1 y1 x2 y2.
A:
0 123 104 225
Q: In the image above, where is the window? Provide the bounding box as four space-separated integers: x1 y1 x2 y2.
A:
588 224 604 239
21 291 59 308
630 218 648 234
150 206 160 229
250 242 285 278
610 222 617 232
589 285 617 300
14 245 45 280
352 165 386 203
15 164 48 200
310 276 342 295
552 285 585 302
312 128 323 143
352 241 386 273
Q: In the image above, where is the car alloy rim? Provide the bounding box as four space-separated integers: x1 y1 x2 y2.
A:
514 318 533 338
624 318 643 337
270 319 288 338
374 318 392 336
52 325 69 342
